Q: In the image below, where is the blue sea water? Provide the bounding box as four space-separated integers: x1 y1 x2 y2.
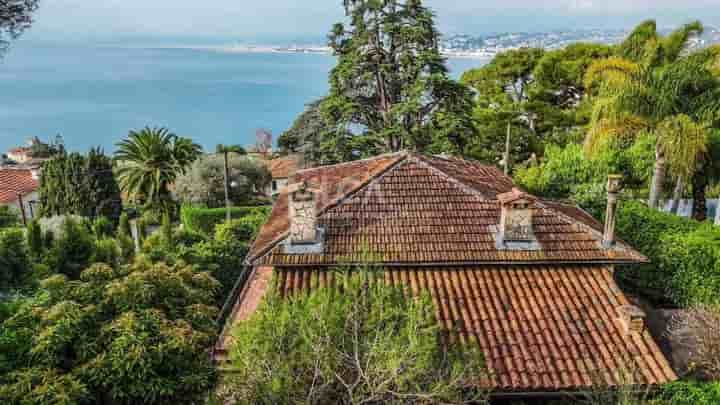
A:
0 43 485 153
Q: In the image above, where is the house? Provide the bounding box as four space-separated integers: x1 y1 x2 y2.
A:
216 152 676 396
5 136 48 164
266 154 303 196
0 167 41 222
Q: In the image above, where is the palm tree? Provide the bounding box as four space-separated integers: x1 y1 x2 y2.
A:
216 144 246 221
584 20 720 215
115 127 202 213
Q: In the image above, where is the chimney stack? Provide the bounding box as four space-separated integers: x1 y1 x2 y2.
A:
603 175 623 249
618 305 646 334
496 188 540 250
285 181 324 254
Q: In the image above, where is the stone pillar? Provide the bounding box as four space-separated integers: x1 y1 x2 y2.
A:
603 175 623 249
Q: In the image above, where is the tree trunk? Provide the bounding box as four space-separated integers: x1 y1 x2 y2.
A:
715 199 720 225
648 144 666 209
223 151 231 222
691 166 708 221
669 177 684 215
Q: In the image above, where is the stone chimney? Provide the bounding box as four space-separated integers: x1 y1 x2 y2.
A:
496 188 540 250
618 305 646 334
603 175 623 249
285 181 324 254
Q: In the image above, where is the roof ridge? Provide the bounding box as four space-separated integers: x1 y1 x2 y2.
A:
294 151 408 176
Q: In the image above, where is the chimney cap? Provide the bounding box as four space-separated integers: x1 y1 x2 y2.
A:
607 174 623 194
497 188 536 205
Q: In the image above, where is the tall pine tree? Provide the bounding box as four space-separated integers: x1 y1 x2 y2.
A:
320 0 475 162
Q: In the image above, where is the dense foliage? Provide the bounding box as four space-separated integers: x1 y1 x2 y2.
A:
460 44 613 168
0 206 18 228
277 99 327 163
318 0 476 163
0 261 220 404
38 148 123 220
180 205 270 237
220 267 486 404
615 201 720 307
584 21 720 216
173 154 271 208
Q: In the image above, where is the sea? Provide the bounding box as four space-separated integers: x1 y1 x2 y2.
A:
0 42 487 153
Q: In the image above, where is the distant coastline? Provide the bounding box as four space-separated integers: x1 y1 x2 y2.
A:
146 44 495 60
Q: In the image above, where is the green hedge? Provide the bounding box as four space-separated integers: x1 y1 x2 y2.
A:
180 205 271 236
616 201 720 307
655 382 720 405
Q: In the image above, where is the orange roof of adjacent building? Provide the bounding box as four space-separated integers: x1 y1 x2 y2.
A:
0 168 39 204
219 151 674 394
267 155 301 179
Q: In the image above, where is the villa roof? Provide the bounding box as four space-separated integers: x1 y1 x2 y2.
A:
218 152 674 394
248 152 646 266
272 265 677 392
0 168 39 204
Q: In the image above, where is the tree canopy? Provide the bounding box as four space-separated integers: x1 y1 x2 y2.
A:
38 148 123 221
220 267 486 404
0 0 39 57
584 20 720 216
173 153 271 207
115 127 202 213
319 0 476 162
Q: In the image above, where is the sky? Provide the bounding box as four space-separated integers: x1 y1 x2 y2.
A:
21 0 720 44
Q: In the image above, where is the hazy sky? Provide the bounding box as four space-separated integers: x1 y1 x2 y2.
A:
24 0 720 43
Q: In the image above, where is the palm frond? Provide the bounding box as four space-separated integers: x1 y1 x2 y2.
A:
657 114 709 179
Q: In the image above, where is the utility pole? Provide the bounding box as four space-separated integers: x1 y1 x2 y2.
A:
17 193 27 226
504 122 511 175
223 149 231 222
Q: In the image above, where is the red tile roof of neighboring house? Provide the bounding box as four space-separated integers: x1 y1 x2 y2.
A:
248 152 646 266
268 156 301 179
272 265 676 392
0 169 39 204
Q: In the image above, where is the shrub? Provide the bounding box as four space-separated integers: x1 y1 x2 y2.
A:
0 228 31 289
0 206 18 228
615 201 720 307
26 220 43 256
219 268 486 404
0 262 220 405
180 205 271 236
656 382 720 405
92 238 121 267
45 218 95 279
117 212 132 239
92 216 114 239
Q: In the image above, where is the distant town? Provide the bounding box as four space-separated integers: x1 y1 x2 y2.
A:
214 26 720 58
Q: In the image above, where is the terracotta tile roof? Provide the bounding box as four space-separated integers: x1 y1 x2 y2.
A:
271 265 677 392
248 152 646 265
248 152 406 261
0 168 39 204
268 156 300 179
